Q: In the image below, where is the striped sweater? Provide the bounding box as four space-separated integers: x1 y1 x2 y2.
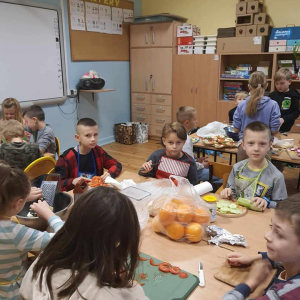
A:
0 216 63 300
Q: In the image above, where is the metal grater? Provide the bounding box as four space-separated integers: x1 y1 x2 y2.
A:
40 181 58 207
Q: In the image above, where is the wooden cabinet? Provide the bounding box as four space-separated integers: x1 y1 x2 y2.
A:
130 21 180 138
172 55 219 127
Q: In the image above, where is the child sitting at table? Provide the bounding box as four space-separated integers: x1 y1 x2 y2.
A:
139 122 198 185
176 106 222 186
221 194 300 300
23 105 56 155
20 187 149 300
0 162 63 300
0 120 42 169
220 121 287 210
55 118 122 191
228 91 248 123
0 97 30 142
233 71 281 161
269 68 300 133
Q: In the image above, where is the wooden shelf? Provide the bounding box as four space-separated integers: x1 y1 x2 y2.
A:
79 89 115 93
220 78 272 81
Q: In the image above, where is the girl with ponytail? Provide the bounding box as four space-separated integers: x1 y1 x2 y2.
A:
233 71 281 161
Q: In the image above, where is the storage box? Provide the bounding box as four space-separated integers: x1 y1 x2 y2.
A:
287 39 300 46
270 40 287 46
217 27 236 38
236 2 247 15
270 27 300 40
236 26 246 37
257 25 272 36
236 14 254 26
246 25 257 37
247 1 263 14
217 36 266 53
114 123 137 145
194 47 204 54
257 66 269 76
205 47 216 54
254 13 269 25
178 45 193 55
177 37 193 45
177 25 193 37
269 46 286 52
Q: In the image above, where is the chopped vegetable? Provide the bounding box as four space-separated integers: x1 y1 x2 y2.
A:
178 272 188 278
150 258 160 266
237 197 263 212
217 200 243 215
159 262 172 273
139 256 148 261
170 266 181 274
140 273 147 280
89 176 109 187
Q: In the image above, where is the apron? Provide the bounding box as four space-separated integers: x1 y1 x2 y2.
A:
235 159 268 200
77 145 97 179
155 150 191 179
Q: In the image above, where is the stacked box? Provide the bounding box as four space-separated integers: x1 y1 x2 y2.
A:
177 24 200 55
269 27 300 52
193 35 217 54
223 82 243 101
221 64 252 79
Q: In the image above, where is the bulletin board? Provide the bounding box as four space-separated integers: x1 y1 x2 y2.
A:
68 0 134 61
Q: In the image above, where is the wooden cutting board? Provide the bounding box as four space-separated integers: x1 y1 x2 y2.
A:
286 149 300 161
214 264 276 298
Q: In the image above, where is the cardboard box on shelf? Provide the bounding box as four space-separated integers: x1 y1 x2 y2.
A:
254 13 269 25
177 37 193 45
236 2 247 15
270 27 300 40
257 25 272 36
236 26 246 37
177 25 193 37
178 45 193 55
246 1 263 14
246 25 257 37
236 14 254 26
269 46 287 52
194 47 204 54
217 36 266 53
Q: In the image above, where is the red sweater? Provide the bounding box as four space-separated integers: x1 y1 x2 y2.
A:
55 145 122 191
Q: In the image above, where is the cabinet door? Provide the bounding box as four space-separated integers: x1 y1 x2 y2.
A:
150 23 173 47
150 48 173 94
130 24 151 48
172 55 195 120
131 49 151 93
194 55 219 127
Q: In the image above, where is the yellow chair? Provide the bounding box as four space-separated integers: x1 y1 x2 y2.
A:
208 162 233 195
24 157 56 181
55 136 61 158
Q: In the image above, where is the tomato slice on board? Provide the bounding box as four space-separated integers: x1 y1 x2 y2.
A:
170 266 181 274
178 272 188 278
139 256 148 261
140 273 147 280
150 258 160 266
158 262 171 273
140 283 145 286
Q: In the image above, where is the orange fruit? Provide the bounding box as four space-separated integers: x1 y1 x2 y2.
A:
172 198 183 205
185 222 203 243
159 202 176 227
166 222 185 240
176 204 194 223
193 207 211 224
152 215 166 234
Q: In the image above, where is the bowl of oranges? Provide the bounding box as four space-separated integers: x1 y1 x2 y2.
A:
152 197 211 243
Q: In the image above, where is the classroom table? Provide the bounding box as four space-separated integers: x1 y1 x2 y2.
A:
112 171 275 299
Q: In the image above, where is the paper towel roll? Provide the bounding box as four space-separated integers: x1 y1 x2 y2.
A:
194 181 213 195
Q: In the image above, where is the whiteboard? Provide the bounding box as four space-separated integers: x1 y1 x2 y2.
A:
0 0 67 105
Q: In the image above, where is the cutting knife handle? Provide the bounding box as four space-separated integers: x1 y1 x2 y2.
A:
199 270 205 287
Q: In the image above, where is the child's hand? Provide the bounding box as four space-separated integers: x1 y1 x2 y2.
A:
280 118 284 126
244 260 272 292
220 188 232 199
30 200 54 221
101 172 110 181
197 157 209 168
72 177 91 186
251 197 268 211
141 160 153 174
26 187 43 202
227 252 261 267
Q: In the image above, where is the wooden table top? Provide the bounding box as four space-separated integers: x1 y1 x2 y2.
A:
115 172 274 299
191 132 300 164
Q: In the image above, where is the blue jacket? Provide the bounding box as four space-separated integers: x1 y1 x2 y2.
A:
233 96 281 139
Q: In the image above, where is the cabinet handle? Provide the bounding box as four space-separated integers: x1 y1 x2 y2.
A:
191 87 193 93
156 107 165 112
145 33 148 44
136 106 145 111
137 116 146 121
152 31 155 44
195 87 198 94
152 80 155 91
156 118 165 123
156 97 165 102
145 80 148 91
136 96 145 100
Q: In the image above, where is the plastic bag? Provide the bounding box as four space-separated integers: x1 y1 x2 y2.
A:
196 121 227 137
272 137 294 149
151 176 211 243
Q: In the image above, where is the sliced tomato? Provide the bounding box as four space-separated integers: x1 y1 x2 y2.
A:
140 283 145 286
140 273 147 280
139 256 148 261
170 266 181 274
178 272 188 279
159 262 171 273
150 258 160 266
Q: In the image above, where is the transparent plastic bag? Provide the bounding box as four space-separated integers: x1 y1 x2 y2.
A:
151 176 211 243
196 121 227 137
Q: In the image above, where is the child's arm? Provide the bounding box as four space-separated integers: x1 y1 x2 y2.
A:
36 131 54 154
101 149 122 178
269 103 281 135
55 155 76 191
232 105 242 132
268 175 288 208
224 169 237 199
138 152 157 178
13 201 64 252
227 252 263 267
187 160 199 185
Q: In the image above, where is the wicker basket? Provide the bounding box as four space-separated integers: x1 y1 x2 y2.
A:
114 123 137 145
